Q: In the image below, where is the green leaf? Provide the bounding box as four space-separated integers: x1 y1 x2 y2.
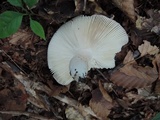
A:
0 11 23 38
152 113 160 120
23 0 38 8
7 0 23 8
30 19 46 40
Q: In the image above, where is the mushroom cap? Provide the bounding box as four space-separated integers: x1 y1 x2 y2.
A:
48 15 128 85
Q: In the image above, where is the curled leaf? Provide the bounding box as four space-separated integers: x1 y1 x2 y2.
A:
136 10 160 35
111 49 158 89
112 0 136 22
89 82 114 119
138 40 159 57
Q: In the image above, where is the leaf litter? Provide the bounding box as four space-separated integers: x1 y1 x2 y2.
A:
0 0 160 120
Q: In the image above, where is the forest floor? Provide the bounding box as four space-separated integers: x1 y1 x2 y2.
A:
0 0 160 120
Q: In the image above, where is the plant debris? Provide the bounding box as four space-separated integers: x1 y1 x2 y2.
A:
0 0 160 119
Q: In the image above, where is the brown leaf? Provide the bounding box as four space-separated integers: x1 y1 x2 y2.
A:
65 106 84 120
138 40 159 57
89 88 113 119
110 63 158 89
153 54 160 94
123 50 135 64
99 81 112 102
136 9 160 35
154 54 160 80
112 0 136 22
8 27 39 50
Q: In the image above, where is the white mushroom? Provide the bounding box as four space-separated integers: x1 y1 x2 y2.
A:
47 15 128 85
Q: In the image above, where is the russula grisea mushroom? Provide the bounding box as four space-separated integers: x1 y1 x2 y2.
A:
48 15 128 85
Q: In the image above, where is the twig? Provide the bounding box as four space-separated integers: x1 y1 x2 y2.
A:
96 68 110 82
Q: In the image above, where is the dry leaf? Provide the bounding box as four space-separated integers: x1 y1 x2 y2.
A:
138 40 159 57
8 28 31 45
47 80 68 96
88 0 106 14
111 49 158 89
65 106 85 120
136 10 160 35
153 54 160 94
7 27 39 50
0 88 27 119
123 50 135 64
154 54 160 80
112 0 136 22
89 88 113 119
99 81 112 102
111 63 158 89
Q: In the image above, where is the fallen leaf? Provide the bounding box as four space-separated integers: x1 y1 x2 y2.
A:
65 106 84 120
111 49 158 89
47 80 68 96
153 54 160 94
111 63 158 89
0 88 27 119
88 0 106 14
137 87 151 97
138 40 159 57
112 0 136 22
89 87 113 119
7 27 39 50
136 9 160 35
123 50 135 64
99 81 112 102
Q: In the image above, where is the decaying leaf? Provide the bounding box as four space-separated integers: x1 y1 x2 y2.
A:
136 9 160 35
65 106 85 120
111 47 158 89
0 88 27 120
111 64 158 89
89 81 114 119
112 0 136 22
123 50 135 64
7 28 38 49
153 54 160 95
88 0 106 14
138 40 159 57
154 54 160 80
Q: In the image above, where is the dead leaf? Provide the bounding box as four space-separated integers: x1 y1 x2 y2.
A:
8 28 31 45
88 0 106 14
74 0 84 13
47 80 68 96
0 88 27 119
123 50 135 64
137 87 151 97
89 88 113 119
136 10 160 35
111 49 158 89
153 54 160 94
111 63 158 89
112 0 136 22
99 81 112 102
138 40 159 57
65 106 84 120
7 27 39 50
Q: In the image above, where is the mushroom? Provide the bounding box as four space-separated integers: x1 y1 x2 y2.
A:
47 15 128 85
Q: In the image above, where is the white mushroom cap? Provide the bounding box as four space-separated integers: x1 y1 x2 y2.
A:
48 15 128 85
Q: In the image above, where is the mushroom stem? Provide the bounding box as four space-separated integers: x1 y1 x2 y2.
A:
69 55 89 81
